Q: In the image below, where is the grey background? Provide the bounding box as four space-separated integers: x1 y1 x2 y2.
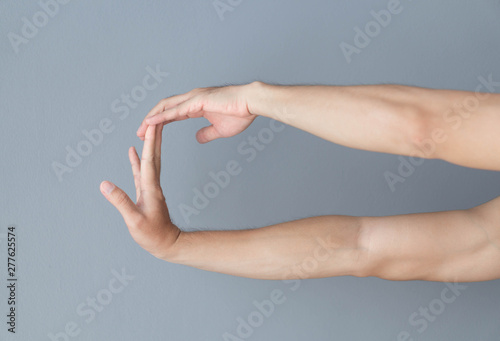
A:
1 0 500 340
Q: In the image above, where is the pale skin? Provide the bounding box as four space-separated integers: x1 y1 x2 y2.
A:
101 81 500 282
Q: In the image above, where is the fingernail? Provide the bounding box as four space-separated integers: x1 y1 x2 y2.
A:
101 181 115 194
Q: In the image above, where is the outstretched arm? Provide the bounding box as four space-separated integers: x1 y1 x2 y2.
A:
104 124 500 282
248 81 500 170
139 81 500 170
166 196 500 282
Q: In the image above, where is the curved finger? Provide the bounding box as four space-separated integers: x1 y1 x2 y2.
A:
142 113 190 133
145 99 204 126
129 146 141 202
137 119 175 142
137 93 192 138
196 125 223 144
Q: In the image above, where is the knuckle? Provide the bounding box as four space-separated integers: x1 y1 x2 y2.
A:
151 183 164 196
168 106 179 116
115 191 129 207
141 155 156 163
156 188 166 201
185 99 202 114
190 87 206 96
130 213 145 229
149 185 165 201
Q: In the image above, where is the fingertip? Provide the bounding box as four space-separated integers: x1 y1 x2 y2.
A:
195 128 212 144
195 132 205 144
100 181 115 195
129 146 140 160
145 116 159 126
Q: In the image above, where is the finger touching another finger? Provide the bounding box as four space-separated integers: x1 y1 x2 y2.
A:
136 93 192 139
154 123 163 175
145 99 202 126
144 108 178 127
140 125 159 192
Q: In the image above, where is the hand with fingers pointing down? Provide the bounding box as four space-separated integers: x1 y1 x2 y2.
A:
100 124 181 261
136 83 258 144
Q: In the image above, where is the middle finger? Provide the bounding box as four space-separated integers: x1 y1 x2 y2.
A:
140 124 159 193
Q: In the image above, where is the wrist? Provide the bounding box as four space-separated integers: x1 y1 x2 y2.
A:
353 217 379 278
245 81 276 120
160 228 185 263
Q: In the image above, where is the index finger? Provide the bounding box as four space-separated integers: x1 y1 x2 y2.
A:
136 93 191 139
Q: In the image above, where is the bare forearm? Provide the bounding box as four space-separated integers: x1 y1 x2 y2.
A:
247 81 426 156
247 81 500 170
166 215 367 280
165 198 500 282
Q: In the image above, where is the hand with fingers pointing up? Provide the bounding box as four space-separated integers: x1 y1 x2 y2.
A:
100 124 181 261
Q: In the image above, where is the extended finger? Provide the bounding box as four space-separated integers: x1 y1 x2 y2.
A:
100 181 141 225
145 99 203 126
154 123 163 176
129 146 141 202
140 124 159 193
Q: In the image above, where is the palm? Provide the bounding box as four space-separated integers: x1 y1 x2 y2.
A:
101 124 181 261
202 110 255 139
131 197 174 260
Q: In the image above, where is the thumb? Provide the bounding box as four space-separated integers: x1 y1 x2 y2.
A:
100 181 139 222
196 125 222 144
